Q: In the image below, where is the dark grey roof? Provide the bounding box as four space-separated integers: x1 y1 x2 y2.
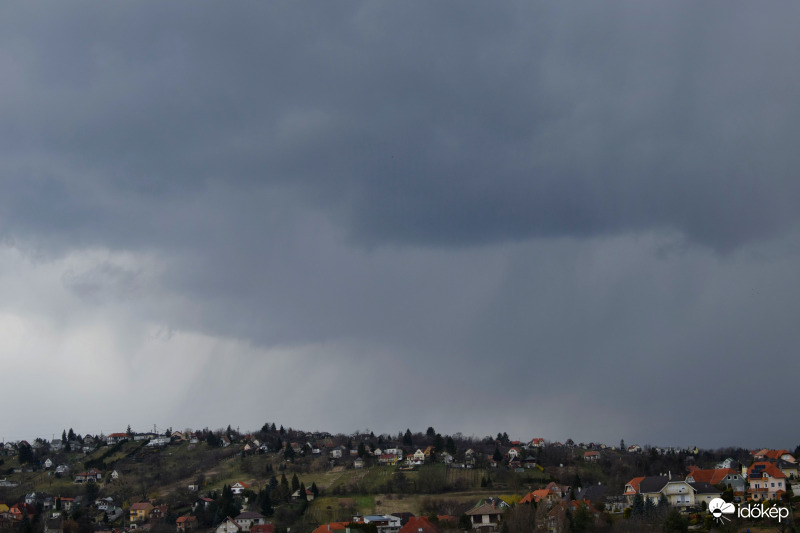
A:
575 485 609 503
689 482 721 494
638 476 670 494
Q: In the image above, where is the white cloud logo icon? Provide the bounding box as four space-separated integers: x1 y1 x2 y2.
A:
709 498 735 522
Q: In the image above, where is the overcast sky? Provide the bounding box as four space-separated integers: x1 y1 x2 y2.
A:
1 1 799 450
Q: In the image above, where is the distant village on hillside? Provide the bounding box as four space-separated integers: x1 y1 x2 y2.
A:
0 424 797 533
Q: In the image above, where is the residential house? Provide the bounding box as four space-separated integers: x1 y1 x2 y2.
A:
546 501 599 533
234 511 266 529
147 437 170 448
106 433 129 445
583 451 599 462
685 468 746 495
176 516 197 532
129 502 154 522
716 458 737 470
250 525 275 533
521 483 566 506
753 449 796 463
465 501 505 532
50 440 63 452
384 448 403 460
776 459 798 480
216 517 241 533
231 482 250 495
329 447 344 459
575 484 612 507
690 482 723 507
353 458 365 469
55 465 69 475
150 505 168 521
506 448 521 460
529 438 545 448
194 498 214 510
59 498 75 512
360 514 401 533
74 469 102 483
398 517 440 533
623 476 721 508
9 503 36 521
521 488 558 506
378 454 398 466
94 498 115 512
44 458 53 469
747 462 787 501
293 488 314 502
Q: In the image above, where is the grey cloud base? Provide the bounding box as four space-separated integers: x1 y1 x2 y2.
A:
0 0 798 448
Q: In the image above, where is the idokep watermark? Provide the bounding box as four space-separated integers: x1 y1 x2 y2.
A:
708 497 790 524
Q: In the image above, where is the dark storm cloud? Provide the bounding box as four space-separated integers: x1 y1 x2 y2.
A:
1 1 799 448
2 1 799 251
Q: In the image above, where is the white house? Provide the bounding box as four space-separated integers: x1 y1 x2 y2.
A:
231 481 250 495
361 515 401 533
215 518 240 533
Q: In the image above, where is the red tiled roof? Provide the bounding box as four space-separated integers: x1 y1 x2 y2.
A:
688 468 738 485
624 477 646 495
399 517 440 533
130 503 153 511
310 522 348 533
748 462 787 479
521 489 553 504
764 450 792 460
